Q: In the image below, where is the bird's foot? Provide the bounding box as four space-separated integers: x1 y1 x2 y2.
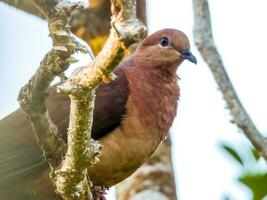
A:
92 185 108 200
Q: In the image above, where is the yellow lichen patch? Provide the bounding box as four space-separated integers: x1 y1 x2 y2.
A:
88 35 109 55
74 27 86 38
74 27 109 54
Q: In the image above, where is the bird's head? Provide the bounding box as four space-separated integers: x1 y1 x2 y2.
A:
135 29 197 70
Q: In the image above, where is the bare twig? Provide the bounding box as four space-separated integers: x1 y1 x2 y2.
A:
192 0 267 159
116 138 177 200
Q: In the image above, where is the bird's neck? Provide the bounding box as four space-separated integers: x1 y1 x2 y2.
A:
122 59 180 139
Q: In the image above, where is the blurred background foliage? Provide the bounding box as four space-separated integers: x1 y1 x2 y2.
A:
221 143 267 200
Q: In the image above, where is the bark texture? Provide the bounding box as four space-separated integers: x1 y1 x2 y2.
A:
193 0 267 159
17 0 98 199
18 0 87 170
55 0 146 198
17 0 146 199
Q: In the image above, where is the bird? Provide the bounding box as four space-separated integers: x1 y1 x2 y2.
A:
0 28 196 199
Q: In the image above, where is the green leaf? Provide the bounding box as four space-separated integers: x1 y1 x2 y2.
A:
251 148 261 161
239 173 267 200
221 144 244 166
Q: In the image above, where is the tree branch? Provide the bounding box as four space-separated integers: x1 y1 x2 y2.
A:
18 0 87 168
17 0 97 199
58 0 146 94
192 0 267 160
55 0 145 199
55 91 101 200
18 0 145 198
0 0 45 18
1 0 146 55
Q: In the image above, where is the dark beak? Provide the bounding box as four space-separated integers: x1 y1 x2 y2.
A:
181 49 197 64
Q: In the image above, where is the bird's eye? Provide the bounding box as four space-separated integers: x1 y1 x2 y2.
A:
160 37 169 47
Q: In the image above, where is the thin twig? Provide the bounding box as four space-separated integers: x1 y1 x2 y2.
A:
192 0 267 160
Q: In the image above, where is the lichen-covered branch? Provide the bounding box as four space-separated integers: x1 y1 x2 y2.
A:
18 0 87 168
116 138 177 200
17 0 145 198
192 0 267 159
17 0 96 199
58 0 146 94
55 92 101 200
54 0 146 199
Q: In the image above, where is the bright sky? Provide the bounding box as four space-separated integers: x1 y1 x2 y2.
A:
0 0 267 199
